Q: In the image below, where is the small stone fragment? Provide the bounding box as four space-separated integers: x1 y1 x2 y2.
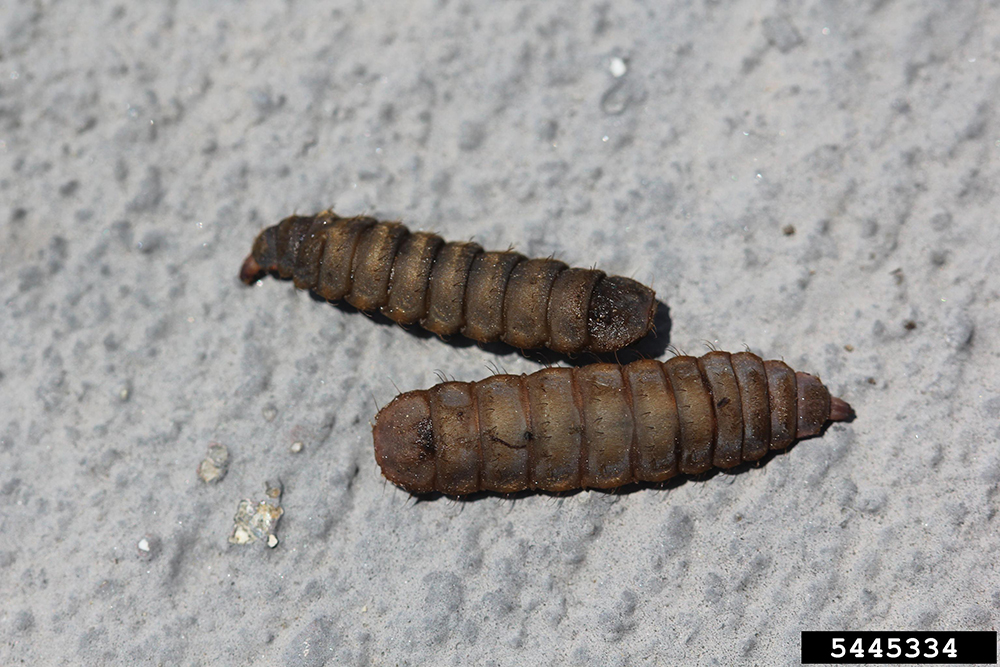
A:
197 443 230 483
290 441 304 454
136 534 161 561
230 518 254 545
229 481 284 547
262 404 278 422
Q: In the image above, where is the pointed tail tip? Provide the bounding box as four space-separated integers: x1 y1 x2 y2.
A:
239 254 262 284
829 396 854 422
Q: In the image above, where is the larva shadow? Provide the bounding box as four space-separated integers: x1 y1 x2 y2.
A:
404 471 690 503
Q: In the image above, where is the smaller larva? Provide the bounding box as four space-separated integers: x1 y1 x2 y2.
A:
372 351 853 495
240 211 657 354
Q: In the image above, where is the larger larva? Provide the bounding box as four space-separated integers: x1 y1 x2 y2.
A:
372 351 853 495
240 210 657 354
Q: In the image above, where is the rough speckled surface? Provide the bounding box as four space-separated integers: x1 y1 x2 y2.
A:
2 0 998 664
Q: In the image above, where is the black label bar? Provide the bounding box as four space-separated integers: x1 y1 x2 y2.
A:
801 631 997 664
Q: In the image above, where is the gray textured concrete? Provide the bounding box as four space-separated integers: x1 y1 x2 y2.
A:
2 1 998 664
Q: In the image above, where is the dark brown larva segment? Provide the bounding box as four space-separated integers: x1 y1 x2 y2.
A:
697 351 743 469
383 232 444 324
428 382 480 495
763 360 797 451
241 210 656 354
547 268 606 355
576 364 634 488
316 217 376 302
503 258 570 350
349 222 409 311
664 356 716 475
372 351 853 495
524 368 582 492
476 375 530 493
623 359 679 482
730 352 770 462
423 241 483 336
462 251 525 342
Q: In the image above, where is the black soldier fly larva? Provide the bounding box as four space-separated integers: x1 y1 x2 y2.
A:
240 210 657 354
372 351 852 495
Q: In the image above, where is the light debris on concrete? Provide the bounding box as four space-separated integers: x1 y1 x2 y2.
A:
196 443 230 484
229 481 284 548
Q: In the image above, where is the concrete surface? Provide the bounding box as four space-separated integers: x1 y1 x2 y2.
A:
2 0 999 664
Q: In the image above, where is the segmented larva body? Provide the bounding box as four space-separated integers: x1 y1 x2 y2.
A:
373 351 853 495
240 211 657 354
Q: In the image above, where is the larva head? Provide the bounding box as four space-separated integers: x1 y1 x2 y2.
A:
240 214 320 284
372 391 437 494
239 225 280 284
795 371 853 438
586 276 657 353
